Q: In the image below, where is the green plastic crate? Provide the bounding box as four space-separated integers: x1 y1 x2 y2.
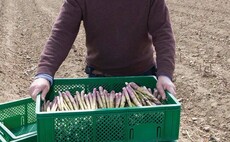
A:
0 98 37 142
36 76 181 142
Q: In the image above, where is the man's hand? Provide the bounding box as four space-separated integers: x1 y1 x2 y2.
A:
156 75 176 100
29 78 50 101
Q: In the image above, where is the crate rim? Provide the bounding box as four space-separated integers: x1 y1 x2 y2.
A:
36 76 181 115
52 75 158 80
0 122 36 140
0 97 32 106
0 131 37 142
10 133 37 142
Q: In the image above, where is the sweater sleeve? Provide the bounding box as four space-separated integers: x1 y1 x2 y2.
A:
148 0 175 80
37 0 82 77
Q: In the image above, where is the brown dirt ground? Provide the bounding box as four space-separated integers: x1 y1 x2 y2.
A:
0 0 229 141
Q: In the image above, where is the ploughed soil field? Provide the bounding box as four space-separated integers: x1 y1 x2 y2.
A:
0 0 229 141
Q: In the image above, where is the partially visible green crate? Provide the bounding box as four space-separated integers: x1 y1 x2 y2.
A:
0 98 37 142
36 76 181 142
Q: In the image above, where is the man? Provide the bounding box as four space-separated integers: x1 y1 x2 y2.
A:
29 0 176 101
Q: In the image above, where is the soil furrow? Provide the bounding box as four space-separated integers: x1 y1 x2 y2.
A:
167 0 230 15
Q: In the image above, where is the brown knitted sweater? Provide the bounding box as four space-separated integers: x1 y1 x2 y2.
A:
37 0 175 79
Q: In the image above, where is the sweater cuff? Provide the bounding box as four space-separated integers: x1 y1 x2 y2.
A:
34 74 54 85
157 73 173 81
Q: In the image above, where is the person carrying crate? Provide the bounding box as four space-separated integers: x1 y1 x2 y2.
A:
29 0 176 101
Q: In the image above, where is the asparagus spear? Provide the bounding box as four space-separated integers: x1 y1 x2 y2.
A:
94 93 98 109
80 90 88 109
137 91 156 106
58 92 64 111
119 92 126 108
115 93 121 108
62 92 74 110
76 91 85 110
126 85 142 107
92 88 97 109
63 100 70 111
145 100 154 106
88 92 93 109
50 97 58 111
122 87 132 107
56 96 62 111
99 86 106 108
104 90 110 108
73 95 79 110
43 100 48 112
131 102 136 107
47 102 52 112
96 91 103 108
141 98 147 106
129 82 161 105
41 102 45 112
129 85 142 103
66 91 78 110
110 90 115 108
148 88 153 94
84 94 91 110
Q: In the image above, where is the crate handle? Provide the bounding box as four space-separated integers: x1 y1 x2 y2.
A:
0 129 4 136
157 126 161 142
129 128 134 140
21 116 25 125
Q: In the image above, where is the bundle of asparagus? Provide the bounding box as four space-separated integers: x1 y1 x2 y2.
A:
41 82 163 112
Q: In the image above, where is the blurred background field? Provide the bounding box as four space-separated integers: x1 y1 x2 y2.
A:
0 0 229 141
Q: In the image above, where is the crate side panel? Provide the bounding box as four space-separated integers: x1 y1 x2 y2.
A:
54 116 93 142
95 113 126 142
